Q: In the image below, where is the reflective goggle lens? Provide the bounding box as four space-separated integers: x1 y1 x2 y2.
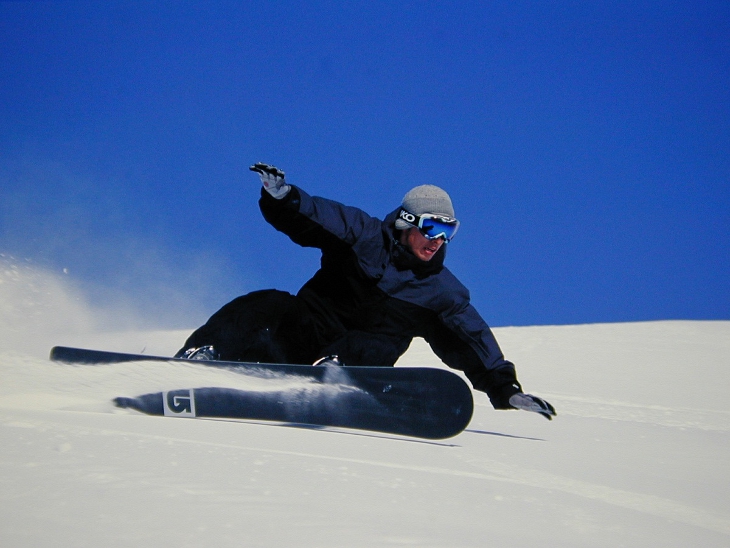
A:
399 209 460 242
418 215 460 241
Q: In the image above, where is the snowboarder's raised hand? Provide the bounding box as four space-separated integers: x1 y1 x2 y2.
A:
249 162 290 199
508 393 556 420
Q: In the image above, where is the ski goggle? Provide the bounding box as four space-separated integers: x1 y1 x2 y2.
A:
398 208 460 242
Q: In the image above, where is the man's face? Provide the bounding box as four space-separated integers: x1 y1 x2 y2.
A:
402 227 445 262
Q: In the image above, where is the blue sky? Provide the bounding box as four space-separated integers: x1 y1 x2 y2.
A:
1 0 728 328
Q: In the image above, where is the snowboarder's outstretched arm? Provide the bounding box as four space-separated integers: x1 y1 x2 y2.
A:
251 162 382 250
429 296 557 420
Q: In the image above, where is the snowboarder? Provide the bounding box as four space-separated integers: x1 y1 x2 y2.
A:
176 163 556 420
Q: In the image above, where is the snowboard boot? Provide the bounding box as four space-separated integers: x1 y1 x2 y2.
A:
312 355 344 367
177 345 218 361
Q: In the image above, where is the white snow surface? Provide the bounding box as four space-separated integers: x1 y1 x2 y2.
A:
1 259 729 546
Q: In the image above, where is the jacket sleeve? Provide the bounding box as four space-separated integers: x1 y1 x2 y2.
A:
426 300 522 409
259 186 381 250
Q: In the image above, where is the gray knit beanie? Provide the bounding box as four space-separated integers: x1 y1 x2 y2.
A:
394 184 455 230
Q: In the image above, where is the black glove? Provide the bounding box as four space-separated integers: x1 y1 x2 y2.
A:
508 393 556 420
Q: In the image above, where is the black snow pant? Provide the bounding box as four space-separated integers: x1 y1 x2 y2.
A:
176 289 410 366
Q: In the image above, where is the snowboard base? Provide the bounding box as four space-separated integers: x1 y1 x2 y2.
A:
50 346 474 439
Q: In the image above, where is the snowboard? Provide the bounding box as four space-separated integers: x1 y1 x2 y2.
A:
50 346 474 439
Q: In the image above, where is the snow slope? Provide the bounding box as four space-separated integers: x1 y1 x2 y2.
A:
1 259 729 547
